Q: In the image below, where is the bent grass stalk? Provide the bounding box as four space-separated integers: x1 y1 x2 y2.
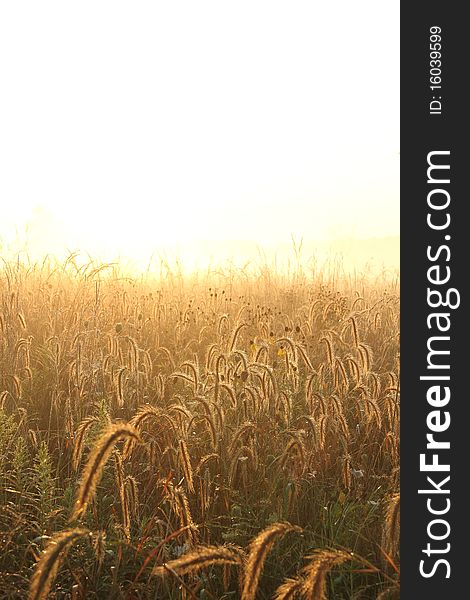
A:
29 528 90 600
152 544 244 577
70 423 141 521
241 523 302 600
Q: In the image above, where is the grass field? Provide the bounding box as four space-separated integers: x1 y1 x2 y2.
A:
0 257 399 599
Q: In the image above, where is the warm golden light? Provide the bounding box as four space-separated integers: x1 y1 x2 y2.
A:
0 1 399 272
0 5 401 597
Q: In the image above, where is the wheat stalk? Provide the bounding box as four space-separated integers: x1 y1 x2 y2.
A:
72 415 100 471
70 423 140 521
301 550 352 599
178 439 195 493
196 452 219 474
383 493 400 559
29 528 90 600
123 404 174 458
241 523 301 600
114 451 130 539
153 544 243 576
274 577 304 600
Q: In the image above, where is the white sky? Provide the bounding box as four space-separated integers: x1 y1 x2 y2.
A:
0 1 399 266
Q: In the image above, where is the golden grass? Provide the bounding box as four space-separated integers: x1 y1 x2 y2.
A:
29 528 90 600
70 423 141 521
152 544 244 576
0 257 399 598
242 523 302 600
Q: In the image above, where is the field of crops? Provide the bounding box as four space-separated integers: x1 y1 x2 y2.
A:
0 258 399 599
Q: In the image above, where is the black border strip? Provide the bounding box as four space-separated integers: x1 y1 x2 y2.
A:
401 4 467 596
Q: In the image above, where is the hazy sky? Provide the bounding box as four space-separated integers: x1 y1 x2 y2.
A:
0 1 399 265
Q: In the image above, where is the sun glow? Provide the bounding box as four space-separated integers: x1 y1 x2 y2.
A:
0 1 399 272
